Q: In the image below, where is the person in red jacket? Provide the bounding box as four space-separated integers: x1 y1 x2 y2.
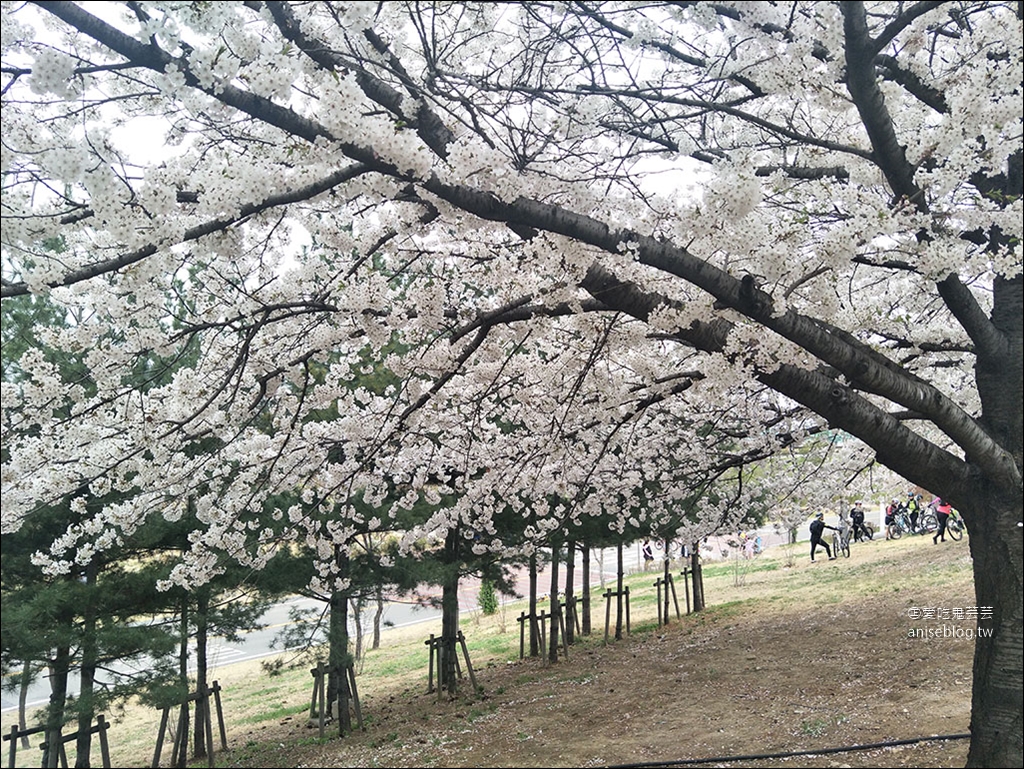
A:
933 499 953 543
884 498 900 540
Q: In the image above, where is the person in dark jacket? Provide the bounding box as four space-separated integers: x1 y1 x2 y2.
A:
906 492 923 533
809 512 837 562
849 501 870 542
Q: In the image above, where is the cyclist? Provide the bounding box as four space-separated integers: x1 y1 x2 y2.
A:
933 499 953 543
849 501 870 542
884 497 901 540
906 492 923 533
809 512 837 562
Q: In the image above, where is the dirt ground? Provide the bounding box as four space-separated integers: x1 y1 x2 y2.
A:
216 535 977 768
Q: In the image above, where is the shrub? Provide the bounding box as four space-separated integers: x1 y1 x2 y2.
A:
478 578 499 615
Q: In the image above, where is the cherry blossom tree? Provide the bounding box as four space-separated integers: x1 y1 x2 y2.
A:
2 3 1020 765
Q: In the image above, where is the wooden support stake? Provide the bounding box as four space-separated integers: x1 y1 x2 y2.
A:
557 608 570 658
518 612 527 659
152 707 169 768
172 701 188 768
603 589 613 643
457 631 480 692
97 716 111 769
625 585 631 634
6 725 18 769
310 663 326 739
347 664 364 730
425 634 436 693
682 568 691 614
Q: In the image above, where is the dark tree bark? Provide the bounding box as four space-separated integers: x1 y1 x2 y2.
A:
176 598 189 756
615 542 624 641
528 552 539 657
580 545 592 636
662 542 671 625
44 637 71 769
372 586 385 651
327 547 353 735
439 527 461 695
74 560 98 768
193 587 210 759
964 486 1023 767
691 546 705 613
564 540 576 645
547 545 561 663
350 596 365 662
17 660 32 748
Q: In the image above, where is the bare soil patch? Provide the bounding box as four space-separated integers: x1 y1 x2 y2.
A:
226 536 975 768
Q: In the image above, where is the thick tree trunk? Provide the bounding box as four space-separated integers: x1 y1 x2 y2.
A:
193 588 209 759
45 641 70 769
327 590 352 734
963 251 1022 766
691 545 705 612
963 486 1023 768
75 560 99 768
176 597 190 763
18 660 32 748
327 546 352 735
440 527 461 695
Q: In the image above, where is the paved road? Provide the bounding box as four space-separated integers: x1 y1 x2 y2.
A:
0 595 443 714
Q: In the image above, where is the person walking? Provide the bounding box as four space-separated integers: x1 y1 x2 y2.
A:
642 538 654 568
744 534 756 559
809 512 837 562
933 499 953 543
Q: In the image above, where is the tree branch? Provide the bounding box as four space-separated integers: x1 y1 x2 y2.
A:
1 164 370 298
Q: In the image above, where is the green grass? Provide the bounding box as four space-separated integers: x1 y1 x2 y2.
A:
799 717 830 737
235 701 307 726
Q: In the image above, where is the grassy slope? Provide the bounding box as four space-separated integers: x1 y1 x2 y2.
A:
2 534 976 768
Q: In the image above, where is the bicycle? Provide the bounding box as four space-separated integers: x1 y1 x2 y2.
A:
888 509 913 539
937 509 965 541
831 522 851 558
852 520 874 542
919 511 938 533
891 506 928 538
